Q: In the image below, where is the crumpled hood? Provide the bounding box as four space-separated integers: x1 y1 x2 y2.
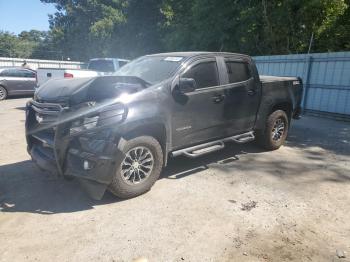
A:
34 76 148 106
35 77 95 102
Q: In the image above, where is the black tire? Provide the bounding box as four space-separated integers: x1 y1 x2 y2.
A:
0 85 8 100
109 136 163 199
255 110 289 150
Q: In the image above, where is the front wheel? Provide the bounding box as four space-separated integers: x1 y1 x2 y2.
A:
109 136 163 199
256 110 289 150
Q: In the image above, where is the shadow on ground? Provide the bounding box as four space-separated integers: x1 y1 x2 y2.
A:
15 106 27 111
287 116 350 156
0 117 349 214
0 144 259 214
6 95 33 100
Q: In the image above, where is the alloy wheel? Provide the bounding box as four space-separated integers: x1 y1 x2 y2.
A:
271 118 285 141
121 146 154 185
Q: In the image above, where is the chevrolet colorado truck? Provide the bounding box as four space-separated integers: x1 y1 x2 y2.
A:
25 52 303 200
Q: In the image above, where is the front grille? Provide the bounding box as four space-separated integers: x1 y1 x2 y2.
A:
29 100 65 149
31 100 63 124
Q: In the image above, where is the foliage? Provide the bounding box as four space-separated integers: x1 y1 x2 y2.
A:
2 1 350 60
0 31 35 58
161 0 349 55
0 30 62 59
316 0 350 51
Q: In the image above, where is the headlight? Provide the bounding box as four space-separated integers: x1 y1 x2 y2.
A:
70 116 99 134
69 103 125 135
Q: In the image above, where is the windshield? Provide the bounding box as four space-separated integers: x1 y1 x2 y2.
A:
88 60 115 72
115 56 183 85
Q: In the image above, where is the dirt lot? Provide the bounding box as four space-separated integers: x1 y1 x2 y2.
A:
0 97 349 262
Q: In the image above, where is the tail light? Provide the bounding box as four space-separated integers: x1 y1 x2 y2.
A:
64 72 74 78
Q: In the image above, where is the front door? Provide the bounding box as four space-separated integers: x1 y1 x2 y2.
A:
171 58 227 149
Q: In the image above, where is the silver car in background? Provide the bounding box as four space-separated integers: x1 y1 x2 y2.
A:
0 67 36 100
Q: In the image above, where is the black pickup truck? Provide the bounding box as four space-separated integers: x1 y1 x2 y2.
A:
26 52 303 200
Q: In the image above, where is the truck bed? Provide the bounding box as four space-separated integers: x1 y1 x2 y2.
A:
36 68 99 87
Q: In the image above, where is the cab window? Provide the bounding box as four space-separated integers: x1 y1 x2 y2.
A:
182 61 219 89
225 61 251 83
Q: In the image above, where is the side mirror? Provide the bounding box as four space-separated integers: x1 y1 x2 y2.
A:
178 78 196 93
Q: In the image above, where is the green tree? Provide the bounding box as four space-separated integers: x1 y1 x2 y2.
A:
316 0 350 51
0 31 20 57
0 30 61 59
114 0 167 57
0 31 35 58
162 0 349 55
40 0 350 60
41 0 127 60
42 0 167 60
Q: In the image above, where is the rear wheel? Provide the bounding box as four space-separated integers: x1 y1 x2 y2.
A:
0 86 8 100
256 110 289 150
109 136 163 199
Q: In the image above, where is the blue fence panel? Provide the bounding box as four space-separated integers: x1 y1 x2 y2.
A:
254 52 350 117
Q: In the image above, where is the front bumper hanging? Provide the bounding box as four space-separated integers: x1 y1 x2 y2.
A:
25 100 120 199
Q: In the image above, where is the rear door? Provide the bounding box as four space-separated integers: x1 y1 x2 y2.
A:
171 57 227 148
220 57 261 133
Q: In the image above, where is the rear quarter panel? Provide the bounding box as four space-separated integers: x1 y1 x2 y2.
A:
254 79 302 130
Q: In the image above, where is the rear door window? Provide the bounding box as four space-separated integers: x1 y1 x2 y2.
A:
19 69 36 78
182 61 219 89
225 61 251 83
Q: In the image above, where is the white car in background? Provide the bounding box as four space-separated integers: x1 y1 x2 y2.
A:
36 58 129 87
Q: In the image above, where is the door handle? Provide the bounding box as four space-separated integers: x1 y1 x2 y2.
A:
247 89 256 96
212 94 225 103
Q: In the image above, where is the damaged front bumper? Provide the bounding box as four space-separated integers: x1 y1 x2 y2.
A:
25 100 125 200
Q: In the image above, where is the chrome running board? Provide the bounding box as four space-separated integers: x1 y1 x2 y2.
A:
171 131 255 158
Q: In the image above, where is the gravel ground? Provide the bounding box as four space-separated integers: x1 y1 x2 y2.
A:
0 97 349 262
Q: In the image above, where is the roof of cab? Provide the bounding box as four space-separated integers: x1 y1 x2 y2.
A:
147 51 251 59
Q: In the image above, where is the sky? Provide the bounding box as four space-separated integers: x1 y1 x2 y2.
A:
0 0 56 35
